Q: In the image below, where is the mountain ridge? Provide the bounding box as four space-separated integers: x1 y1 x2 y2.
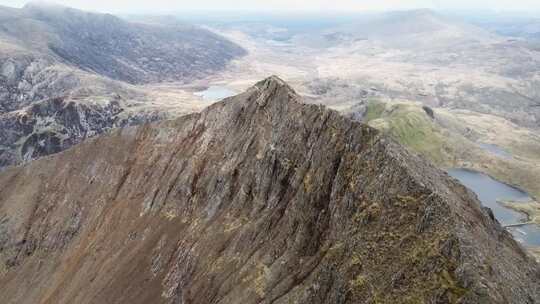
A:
0 76 537 303
11 2 246 84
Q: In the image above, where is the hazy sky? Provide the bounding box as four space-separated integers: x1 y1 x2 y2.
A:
0 0 538 14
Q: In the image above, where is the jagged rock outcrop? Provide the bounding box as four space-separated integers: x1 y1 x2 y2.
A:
0 96 164 168
0 77 538 303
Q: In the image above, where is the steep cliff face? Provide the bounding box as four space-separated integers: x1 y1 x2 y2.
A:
0 96 164 168
0 77 538 304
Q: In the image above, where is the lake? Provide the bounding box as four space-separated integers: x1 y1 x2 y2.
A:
194 86 236 101
448 168 540 246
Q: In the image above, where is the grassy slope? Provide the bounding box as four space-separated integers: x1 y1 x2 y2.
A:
364 100 540 200
366 100 474 168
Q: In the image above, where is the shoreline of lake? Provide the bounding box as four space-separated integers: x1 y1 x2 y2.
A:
499 200 540 226
447 168 540 249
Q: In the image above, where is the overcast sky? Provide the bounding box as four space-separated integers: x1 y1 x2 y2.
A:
0 0 538 14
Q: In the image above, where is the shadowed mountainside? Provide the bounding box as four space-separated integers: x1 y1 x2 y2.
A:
2 2 246 85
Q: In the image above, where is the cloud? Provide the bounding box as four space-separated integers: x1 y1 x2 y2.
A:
0 0 538 13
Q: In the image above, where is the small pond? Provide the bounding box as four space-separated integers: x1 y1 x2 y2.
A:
194 86 236 102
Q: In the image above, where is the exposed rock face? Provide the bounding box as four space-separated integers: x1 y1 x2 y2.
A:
0 77 538 303
0 96 164 168
0 55 78 114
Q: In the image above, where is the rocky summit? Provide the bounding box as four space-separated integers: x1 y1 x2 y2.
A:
0 76 538 303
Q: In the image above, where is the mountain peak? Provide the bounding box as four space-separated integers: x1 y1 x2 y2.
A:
0 78 537 303
255 75 288 87
251 75 300 108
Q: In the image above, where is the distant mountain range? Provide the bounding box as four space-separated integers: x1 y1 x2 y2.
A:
311 9 497 48
287 10 540 127
0 3 246 169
